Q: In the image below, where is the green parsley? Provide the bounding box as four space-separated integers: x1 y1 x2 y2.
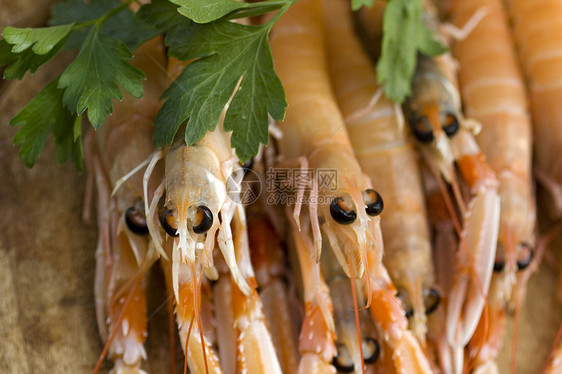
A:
2 0 157 168
376 0 447 102
171 0 289 23
10 77 81 168
2 24 75 54
58 28 145 128
0 25 73 80
50 0 159 50
3 0 294 168
141 0 292 161
351 0 375 11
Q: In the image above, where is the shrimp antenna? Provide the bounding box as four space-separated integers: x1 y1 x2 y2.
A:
349 256 366 374
196 264 210 374
167 289 177 374
183 313 195 374
143 150 168 260
112 155 152 196
182 262 210 374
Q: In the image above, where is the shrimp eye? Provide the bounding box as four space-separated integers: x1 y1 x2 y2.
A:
125 204 149 235
404 307 414 319
516 242 534 271
330 197 357 225
193 206 213 234
424 288 441 315
494 244 506 272
363 189 384 217
160 209 179 237
442 113 459 137
396 291 413 318
362 338 380 364
411 116 434 143
493 259 505 272
332 345 354 373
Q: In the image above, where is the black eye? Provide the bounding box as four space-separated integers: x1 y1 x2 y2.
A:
493 260 505 272
410 116 434 143
160 209 179 237
125 204 149 235
363 189 384 217
330 197 357 225
494 242 505 273
332 345 354 373
494 244 505 272
193 206 213 234
442 113 459 137
517 242 534 271
424 288 441 315
362 338 380 364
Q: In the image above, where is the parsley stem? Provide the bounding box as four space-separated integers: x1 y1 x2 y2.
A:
265 0 298 27
97 0 136 27
73 0 136 30
225 1 288 21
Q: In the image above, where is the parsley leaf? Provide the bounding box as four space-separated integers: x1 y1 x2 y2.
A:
376 0 446 102
0 25 73 79
0 40 17 66
351 0 375 10
10 77 81 168
2 25 74 54
137 0 189 36
58 27 145 127
154 20 286 161
171 0 288 24
50 0 159 51
53 114 83 168
417 24 447 56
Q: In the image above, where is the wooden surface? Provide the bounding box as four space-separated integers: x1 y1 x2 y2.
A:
1 2 562 374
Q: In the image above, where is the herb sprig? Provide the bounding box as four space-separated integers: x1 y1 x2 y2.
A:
1 0 294 167
376 0 447 102
2 0 158 168
142 0 291 161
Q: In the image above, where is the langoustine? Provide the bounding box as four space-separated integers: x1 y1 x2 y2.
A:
324 0 437 346
269 0 385 282
450 0 536 371
403 44 501 351
155 53 285 373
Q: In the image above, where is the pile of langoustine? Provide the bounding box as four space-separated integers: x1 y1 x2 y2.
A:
89 0 562 373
